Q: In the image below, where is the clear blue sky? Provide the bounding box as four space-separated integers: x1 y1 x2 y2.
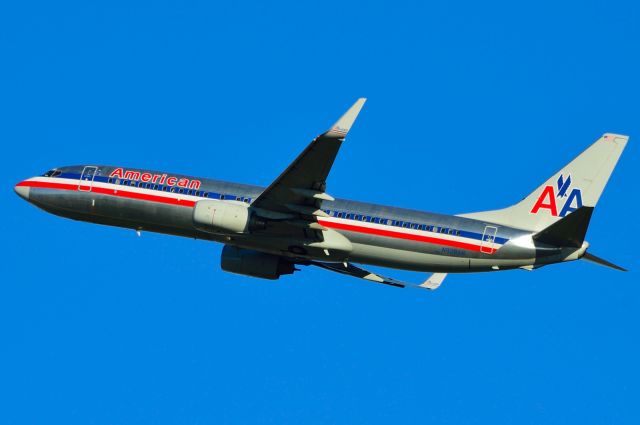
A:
1 1 638 424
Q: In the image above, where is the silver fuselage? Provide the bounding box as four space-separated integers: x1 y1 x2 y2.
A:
15 165 585 273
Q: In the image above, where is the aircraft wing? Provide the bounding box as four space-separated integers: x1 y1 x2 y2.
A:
309 261 447 290
311 261 407 288
251 98 366 221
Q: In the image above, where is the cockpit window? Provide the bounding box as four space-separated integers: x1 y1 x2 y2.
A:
42 169 62 177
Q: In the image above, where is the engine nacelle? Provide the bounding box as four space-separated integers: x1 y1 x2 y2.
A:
193 200 252 234
221 245 295 280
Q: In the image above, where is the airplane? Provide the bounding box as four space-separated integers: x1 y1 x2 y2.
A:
14 99 628 290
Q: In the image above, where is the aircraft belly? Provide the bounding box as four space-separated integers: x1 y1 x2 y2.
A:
348 243 471 272
31 188 207 239
338 230 535 272
94 194 193 229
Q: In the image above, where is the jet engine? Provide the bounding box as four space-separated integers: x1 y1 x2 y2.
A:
193 200 266 234
220 245 295 280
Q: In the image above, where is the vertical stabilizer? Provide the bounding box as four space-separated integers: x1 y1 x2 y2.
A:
459 133 628 231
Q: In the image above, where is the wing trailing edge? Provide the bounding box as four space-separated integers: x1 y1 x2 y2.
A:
309 261 446 290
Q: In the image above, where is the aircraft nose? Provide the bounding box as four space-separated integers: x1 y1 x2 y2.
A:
14 183 30 201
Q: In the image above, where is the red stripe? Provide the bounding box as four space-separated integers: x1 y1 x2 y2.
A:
317 219 486 252
19 180 493 253
18 180 196 207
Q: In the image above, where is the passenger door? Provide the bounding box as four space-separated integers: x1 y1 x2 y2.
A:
78 166 98 192
480 225 498 254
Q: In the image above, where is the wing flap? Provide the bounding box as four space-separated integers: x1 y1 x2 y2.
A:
309 261 446 290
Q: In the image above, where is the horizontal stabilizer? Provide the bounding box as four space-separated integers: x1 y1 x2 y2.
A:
419 273 447 290
533 206 593 248
582 252 627 272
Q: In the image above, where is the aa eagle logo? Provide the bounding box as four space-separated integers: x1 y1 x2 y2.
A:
530 174 583 217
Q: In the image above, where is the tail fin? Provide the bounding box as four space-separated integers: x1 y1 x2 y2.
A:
459 133 628 231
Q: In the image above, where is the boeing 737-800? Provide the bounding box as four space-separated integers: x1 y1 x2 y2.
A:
14 99 628 289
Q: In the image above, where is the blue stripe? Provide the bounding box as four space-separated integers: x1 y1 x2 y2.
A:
51 171 509 245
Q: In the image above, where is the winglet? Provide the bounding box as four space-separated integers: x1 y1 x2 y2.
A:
325 98 367 138
419 273 447 290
